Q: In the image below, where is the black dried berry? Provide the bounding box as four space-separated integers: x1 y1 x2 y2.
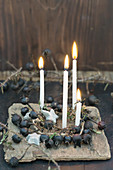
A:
83 129 91 135
57 104 62 112
44 120 53 130
71 126 80 134
26 62 34 71
21 97 29 105
23 86 30 93
64 136 72 145
20 120 31 128
53 135 63 147
45 139 54 148
84 121 93 129
51 101 58 109
40 134 49 143
21 107 29 116
11 83 19 91
9 157 19 167
12 134 22 143
20 128 28 137
88 95 99 106
42 48 52 58
46 96 54 103
83 134 92 144
18 78 25 87
12 114 22 127
73 134 82 148
29 111 38 119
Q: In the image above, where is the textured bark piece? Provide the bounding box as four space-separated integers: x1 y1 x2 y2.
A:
4 104 111 162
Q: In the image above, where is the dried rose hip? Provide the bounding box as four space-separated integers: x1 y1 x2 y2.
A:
98 121 106 130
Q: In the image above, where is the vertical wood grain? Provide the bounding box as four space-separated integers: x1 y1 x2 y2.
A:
0 0 113 71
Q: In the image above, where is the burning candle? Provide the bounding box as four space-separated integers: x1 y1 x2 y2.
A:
75 89 82 126
72 41 78 109
38 56 44 109
62 55 69 128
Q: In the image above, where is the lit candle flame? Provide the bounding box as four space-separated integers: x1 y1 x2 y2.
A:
72 41 78 60
64 55 69 69
77 89 81 101
38 56 44 69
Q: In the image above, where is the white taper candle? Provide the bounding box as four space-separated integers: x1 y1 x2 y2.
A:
38 56 44 109
75 101 82 126
40 69 44 109
62 55 69 128
72 41 78 109
62 70 68 128
72 59 77 109
75 89 82 126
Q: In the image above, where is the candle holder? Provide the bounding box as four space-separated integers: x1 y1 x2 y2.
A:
3 103 111 164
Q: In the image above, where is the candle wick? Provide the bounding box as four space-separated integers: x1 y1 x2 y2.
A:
40 68 44 70
64 68 68 71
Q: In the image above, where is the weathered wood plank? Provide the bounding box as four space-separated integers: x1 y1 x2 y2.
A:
0 0 113 71
0 71 113 83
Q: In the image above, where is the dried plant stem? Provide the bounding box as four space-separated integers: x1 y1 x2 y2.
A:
6 61 18 71
78 74 101 82
50 57 58 72
17 81 27 94
54 125 62 130
19 145 31 161
68 82 72 90
37 145 60 170
27 103 35 111
0 121 60 170
0 59 18 71
0 122 23 139
80 121 85 135
88 117 98 125
0 67 22 87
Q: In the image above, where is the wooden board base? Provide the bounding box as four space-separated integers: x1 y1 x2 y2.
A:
4 103 111 162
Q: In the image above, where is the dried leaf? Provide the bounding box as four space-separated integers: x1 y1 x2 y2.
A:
50 132 57 139
0 132 8 144
92 129 101 134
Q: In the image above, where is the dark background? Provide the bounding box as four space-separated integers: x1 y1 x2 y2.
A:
0 82 113 170
0 0 113 71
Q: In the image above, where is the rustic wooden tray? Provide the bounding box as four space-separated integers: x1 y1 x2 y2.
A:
4 103 111 162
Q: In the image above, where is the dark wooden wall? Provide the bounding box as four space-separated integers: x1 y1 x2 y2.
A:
0 0 113 71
